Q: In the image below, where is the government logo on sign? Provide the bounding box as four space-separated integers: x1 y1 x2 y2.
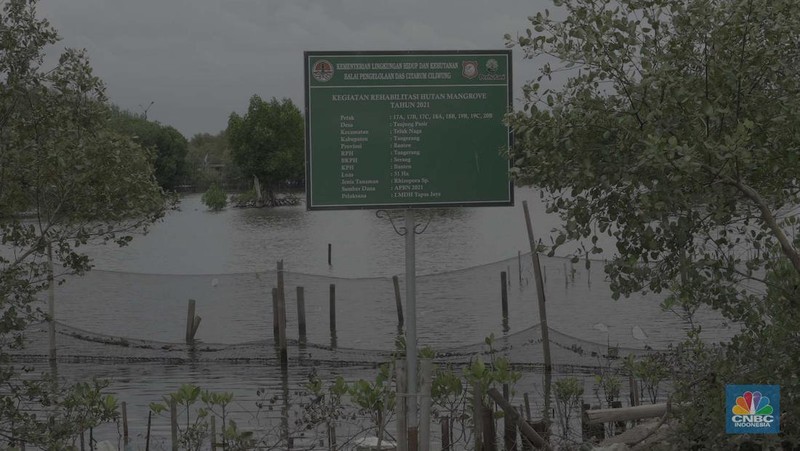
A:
312 60 334 82
462 61 478 79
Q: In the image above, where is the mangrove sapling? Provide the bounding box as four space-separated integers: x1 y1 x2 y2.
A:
347 363 396 449
432 364 469 447
462 334 522 450
624 353 670 405
553 377 583 444
299 371 349 449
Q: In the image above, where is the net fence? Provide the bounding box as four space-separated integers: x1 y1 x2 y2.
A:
13 252 736 369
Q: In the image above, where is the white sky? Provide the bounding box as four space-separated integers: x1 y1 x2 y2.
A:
37 0 555 137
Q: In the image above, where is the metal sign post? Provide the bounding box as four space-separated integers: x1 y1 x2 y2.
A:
404 209 418 448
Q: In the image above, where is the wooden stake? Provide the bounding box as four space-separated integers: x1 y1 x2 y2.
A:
473 382 482 451
186 299 196 342
501 271 509 330
210 415 217 451
170 399 178 451
329 284 336 339
328 243 332 266
504 384 517 451
440 417 451 451
145 411 151 451
482 406 497 451
277 261 287 367
522 201 553 428
272 288 279 342
47 244 56 362
393 275 404 328
121 401 129 445
487 388 552 451
523 392 531 421
297 286 306 342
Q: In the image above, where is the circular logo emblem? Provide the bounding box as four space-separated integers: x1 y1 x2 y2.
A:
312 59 334 82
486 59 499 73
462 61 478 79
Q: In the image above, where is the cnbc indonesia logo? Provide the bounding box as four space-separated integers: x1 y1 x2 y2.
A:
727 385 780 434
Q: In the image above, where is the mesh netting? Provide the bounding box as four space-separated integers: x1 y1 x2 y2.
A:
14 252 736 368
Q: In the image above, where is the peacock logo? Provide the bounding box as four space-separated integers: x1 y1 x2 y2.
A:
732 391 773 416
726 385 780 434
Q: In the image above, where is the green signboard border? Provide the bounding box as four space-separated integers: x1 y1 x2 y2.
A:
304 49 514 211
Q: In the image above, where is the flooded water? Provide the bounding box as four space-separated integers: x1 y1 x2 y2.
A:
14 187 737 449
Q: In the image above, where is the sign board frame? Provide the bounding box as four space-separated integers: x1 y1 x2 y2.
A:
304 50 514 211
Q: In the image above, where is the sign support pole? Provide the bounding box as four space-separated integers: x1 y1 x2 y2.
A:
405 209 418 449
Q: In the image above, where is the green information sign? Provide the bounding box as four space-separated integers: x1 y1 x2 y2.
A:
304 50 513 210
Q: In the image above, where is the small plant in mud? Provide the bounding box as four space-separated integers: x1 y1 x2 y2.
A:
553 377 583 443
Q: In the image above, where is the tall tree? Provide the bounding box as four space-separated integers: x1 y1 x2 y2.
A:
508 0 799 446
227 96 304 205
109 107 189 190
0 0 167 446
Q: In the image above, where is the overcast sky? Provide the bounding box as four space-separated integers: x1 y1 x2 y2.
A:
37 0 554 138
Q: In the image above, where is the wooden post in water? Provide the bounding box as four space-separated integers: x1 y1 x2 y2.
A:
121 401 129 445
277 261 287 367
440 417 451 450
522 201 553 430
393 275 404 328
329 284 337 346
328 243 332 266
524 392 531 421
419 358 433 451
488 388 552 451
503 384 517 450
185 300 202 344
396 360 408 451
501 271 509 330
47 244 56 362
297 286 307 342
210 415 217 450
145 411 152 451
481 406 497 451
473 382 482 451
170 399 178 451
272 288 279 342
629 374 640 407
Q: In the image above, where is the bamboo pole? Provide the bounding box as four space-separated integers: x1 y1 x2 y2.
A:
170 399 178 451
47 244 56 361
482 406 497 451
121 401 129 445
210 415 217 451
329 284 336 346
504 384 517 450
523 393 531 421
473 382 482 451
277 260 287 367
145 411 152 451
185 299 196 342
297 286 307 342
272 288 279 342
522 201 553 429
501 271 509 330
